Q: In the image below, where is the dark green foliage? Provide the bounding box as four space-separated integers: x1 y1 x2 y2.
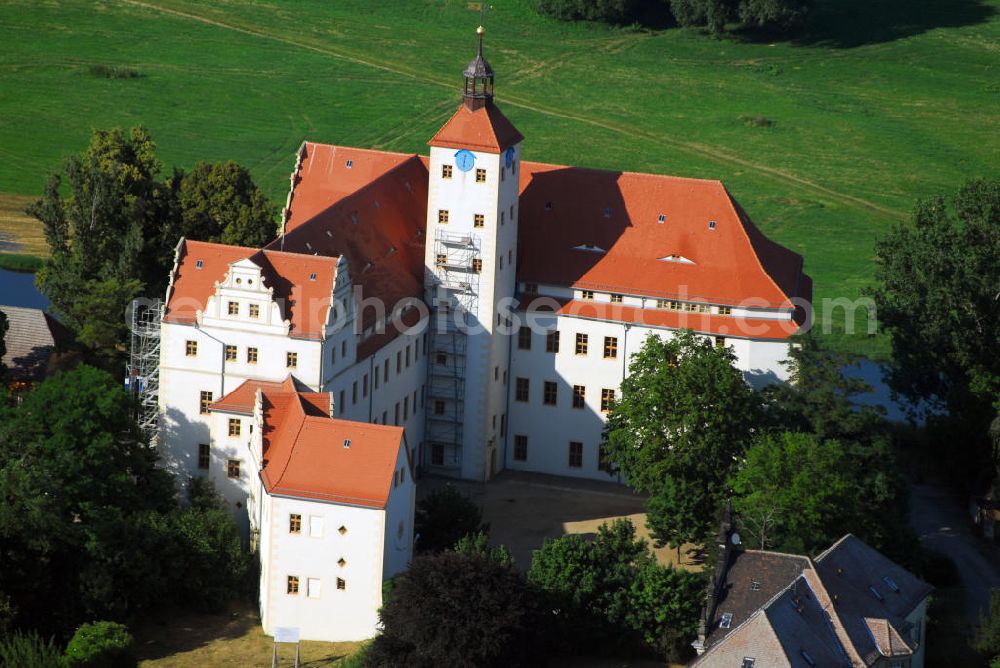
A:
87 65 143 79
414 484 487 553
370 550 540 667
603 331 758 536
973 590 1000 665
0 310 7 380
0 253 43 273
453 530 514 567
645 475 715 557
536 0 657 25
528 518 704 659
168 503 252 612
868 178 1000 475
0 630 65 667
64 621 135 668
917 549 959 587
168 160 278 249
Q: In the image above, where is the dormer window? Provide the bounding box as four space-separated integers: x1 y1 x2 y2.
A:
573 244 606 253
346 159 353 168
719 612 733 629
195 259 204 269
544 201 553 211
309 273 317 281
657 214 666 224
708 220 717 230
227 301 239 316
603 207 612 218
882 576 900 593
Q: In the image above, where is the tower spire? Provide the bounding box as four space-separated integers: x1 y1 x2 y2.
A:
462 24 494 111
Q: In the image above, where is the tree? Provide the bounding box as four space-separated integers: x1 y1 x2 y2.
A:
668 0 811 33
535 0 658 24
414 484 487 553
369 550 540 667
453 530 514 567
0 309 7 381
603 331 759 528
645 475 715 561
528 518 704 658
168 161 278 249
973 590 1000 666
64 621 136 668
869 178 1000 470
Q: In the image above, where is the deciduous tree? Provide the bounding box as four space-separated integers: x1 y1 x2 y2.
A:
414 484 487 553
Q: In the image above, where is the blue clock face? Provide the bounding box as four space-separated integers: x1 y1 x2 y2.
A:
455 149 475 172
504 147 514 169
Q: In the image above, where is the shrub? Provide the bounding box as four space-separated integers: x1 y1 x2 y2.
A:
64 621 135 668
414 484 487 553
0 631 65 667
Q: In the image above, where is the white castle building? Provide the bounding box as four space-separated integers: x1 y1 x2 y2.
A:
153 27 810 641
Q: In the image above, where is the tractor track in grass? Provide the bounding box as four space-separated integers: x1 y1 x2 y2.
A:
122 0 906 222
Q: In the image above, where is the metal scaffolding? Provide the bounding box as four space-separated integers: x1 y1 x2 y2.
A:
424 230 481 471
126 299 162 445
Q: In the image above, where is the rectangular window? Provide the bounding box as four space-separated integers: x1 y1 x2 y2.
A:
581 290 594 301
339 390 345 414
500 166 505 182
472 258 482 273
569 441 583 468
227 301 239 316
518 326 531 350
514 435 528 461
475 168 486 183
228 418 241 437
307 577 322 599
715 336 726 349
598 444 611 472
199 391 213 415
225 344 237 361
352 381 358 405
342 340 347 357
286 351 298 368
573 385 586 409
248 303 260 318
197 443 210 470
500 413 506 437
289 514 302 534
431 442 444 466
394 403 400 425
434 400 445 415
331 346 336 364
397 351 402 375
406 346 411 368
515 377 529 402
287 575 299 595
436 352 447 366
473 213 485 228
384 359 389 383
441 164 453 179
247 347 258 364
575 333 588 355
718 305 732 316
336 577 346 591
227 459 240 479
363 374 369 397
404 396 409 420
501 211 506 225
601 388 615 413
185 340 198 356
656 299 669 309
610 293 623 304
543 381 558 406
382 410 387 424
436 253 447 267
604 336 618 359
546 330 560 353
438 209 449 224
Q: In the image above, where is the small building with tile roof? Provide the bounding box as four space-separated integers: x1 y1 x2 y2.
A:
203 375 413 642
692 534 932 668
0 304 72 391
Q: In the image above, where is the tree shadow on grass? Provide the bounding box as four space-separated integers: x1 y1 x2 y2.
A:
734 0 996 48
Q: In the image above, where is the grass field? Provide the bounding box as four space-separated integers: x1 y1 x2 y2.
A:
1 0 998 356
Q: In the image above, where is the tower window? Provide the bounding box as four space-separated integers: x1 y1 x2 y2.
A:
227 301 239 316
472 259 482 273
543 381 558 406
286 352 298 368
568 442 583 468
438 209 449 224
573 385 586 409
515 377 529 402
287 575 299 594
514 435 528 461
518 326 531 350
601 388 615 413
225 345 237 361
185 340 198 356
199 391 213 415
575 333 589 355
436 253 447 266
228 418 241 437
442 164 453 179
248 303 259 318
289 514 302 534
474 213 485 228
247 347 258 364
475 168 486 183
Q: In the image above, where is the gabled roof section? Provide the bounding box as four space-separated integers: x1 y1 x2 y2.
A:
163 239 337 340
272 148 428 332
209 376 329 416
428 103 524 153
0 305 71 382
516 162 808 309
285 144 418 232
256 385 405 508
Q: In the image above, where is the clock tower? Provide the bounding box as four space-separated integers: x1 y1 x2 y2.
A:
423 26 524 481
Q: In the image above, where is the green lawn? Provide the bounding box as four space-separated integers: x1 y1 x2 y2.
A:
1 0 998 356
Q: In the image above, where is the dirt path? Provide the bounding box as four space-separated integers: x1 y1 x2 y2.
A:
910 483 1000 624
121 0 906 222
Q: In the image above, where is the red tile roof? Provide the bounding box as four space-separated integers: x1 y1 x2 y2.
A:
254 383 406 508
271 151 428 333
209 376 330 416
516 163 807 309
520 296 801 340
163 239 338 340
428 103 524 153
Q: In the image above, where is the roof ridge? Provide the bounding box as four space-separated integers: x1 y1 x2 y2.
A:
268 397 308 492
304 141 418 160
